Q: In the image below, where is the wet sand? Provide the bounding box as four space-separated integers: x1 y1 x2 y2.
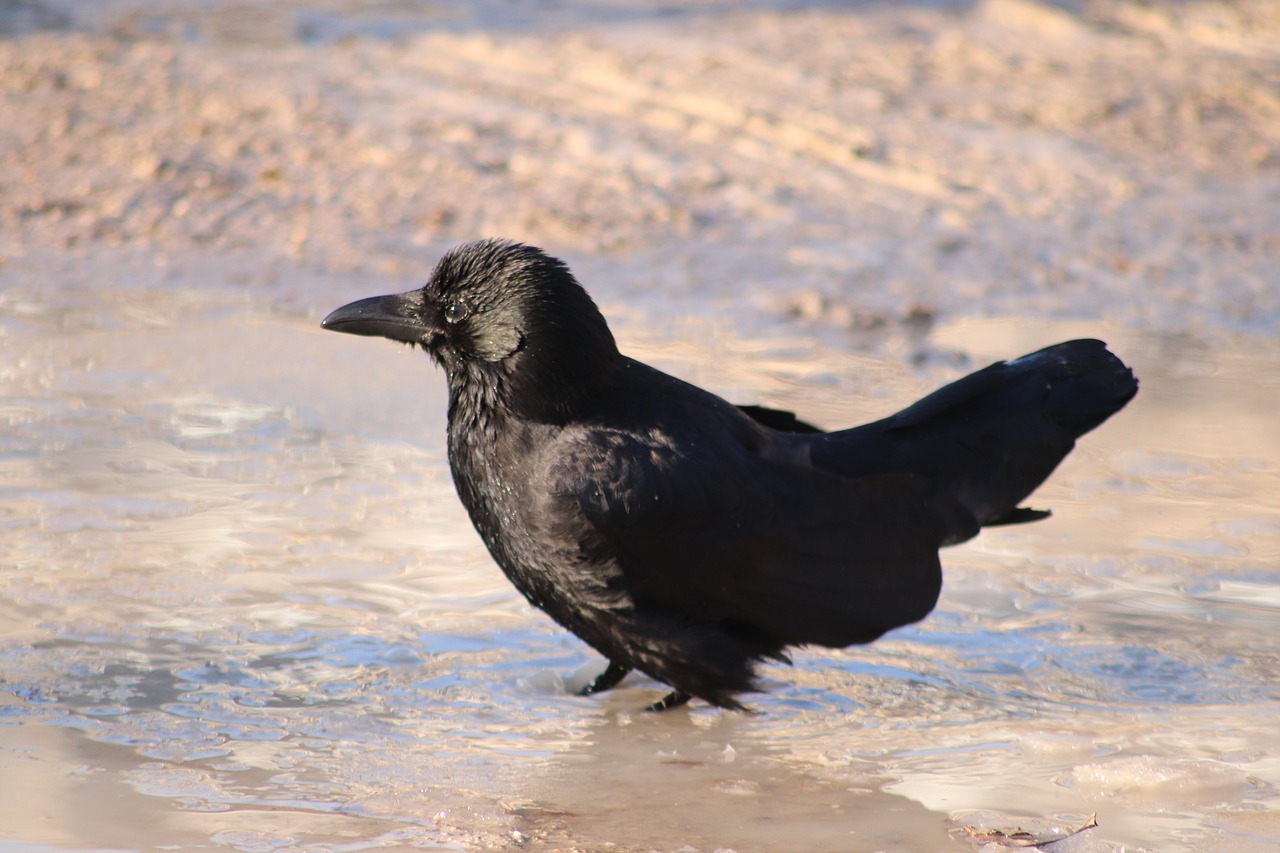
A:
2 1 1279 851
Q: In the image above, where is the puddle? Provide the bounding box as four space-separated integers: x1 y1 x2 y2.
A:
1 275 1277 853
5 0 1280 847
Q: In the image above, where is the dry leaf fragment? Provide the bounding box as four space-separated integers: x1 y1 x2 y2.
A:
959 813 1099 848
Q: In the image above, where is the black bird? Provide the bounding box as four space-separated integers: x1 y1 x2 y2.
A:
322 239 1137 711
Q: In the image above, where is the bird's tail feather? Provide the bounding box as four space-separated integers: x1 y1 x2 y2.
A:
815 339 1138 535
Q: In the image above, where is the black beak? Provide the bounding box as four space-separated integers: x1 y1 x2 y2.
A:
321 291 431 343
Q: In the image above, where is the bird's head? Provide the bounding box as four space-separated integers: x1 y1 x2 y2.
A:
322 239 621 421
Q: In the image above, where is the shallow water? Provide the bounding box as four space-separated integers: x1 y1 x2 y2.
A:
1 275 1277 853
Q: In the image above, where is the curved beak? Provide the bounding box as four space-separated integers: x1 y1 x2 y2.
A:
321 291 431 344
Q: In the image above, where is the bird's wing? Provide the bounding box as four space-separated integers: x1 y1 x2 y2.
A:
735 404 823 434
542 428 975 648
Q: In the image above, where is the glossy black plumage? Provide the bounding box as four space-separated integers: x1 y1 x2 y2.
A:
322 239 1138 710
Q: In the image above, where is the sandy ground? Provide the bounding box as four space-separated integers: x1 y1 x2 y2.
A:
3 0 1279 339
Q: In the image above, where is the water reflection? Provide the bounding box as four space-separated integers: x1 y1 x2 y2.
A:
0 290 1277 851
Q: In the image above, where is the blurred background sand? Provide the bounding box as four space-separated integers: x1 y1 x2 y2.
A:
4 0 1278 335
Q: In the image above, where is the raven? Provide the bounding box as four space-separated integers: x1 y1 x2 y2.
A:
322 239 1137 711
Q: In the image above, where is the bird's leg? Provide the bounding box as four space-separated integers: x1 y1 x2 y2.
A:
576 660 632 696
644 690 692 712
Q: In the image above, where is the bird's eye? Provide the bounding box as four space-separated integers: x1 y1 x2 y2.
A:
443 302 469 324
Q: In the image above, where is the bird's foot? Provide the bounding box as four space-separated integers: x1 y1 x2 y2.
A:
576 660 632 696
643 690 692 712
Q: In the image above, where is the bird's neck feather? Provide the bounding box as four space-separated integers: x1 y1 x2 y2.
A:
450 320 621 424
